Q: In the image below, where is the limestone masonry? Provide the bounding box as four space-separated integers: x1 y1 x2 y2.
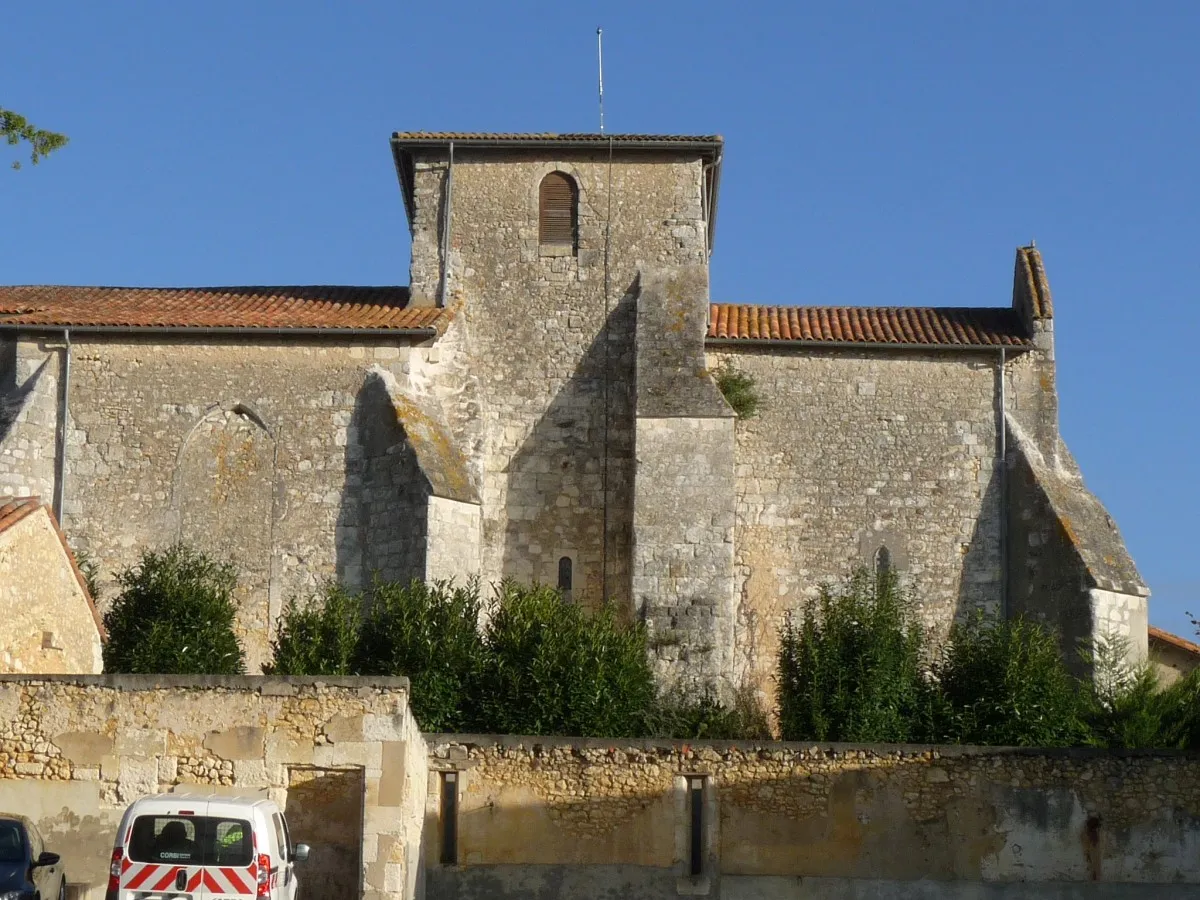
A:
0 132 1147 692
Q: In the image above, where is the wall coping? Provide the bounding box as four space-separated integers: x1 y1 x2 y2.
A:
427 733 1198 760
0 674 410 692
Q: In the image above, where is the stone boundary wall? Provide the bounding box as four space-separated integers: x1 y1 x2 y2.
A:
0 676 427 900
426 735 1200 899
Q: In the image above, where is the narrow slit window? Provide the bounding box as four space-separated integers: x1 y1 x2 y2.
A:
557 556 573 599
875 546 892 577
539 172 578 248
440 771 458 865
688 776 705 876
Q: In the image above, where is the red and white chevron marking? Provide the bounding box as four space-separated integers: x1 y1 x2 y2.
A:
119 861 256 896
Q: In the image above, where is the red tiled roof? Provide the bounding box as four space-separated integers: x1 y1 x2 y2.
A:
707 305 1032 348
0 496 106 640
0 497 40 534
1149 626 1200 657
0 286 447 333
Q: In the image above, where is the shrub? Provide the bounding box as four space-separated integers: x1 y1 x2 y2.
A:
934 614 1088 747
474 582 658 737
777 569 935 743
654 685 773 740
265 584 361 676
1083 633 1200 749
714 362 762 419
355 579 485 733
102 544 245 675
73 548 102 601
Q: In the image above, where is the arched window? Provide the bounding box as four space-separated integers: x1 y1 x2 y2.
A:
557 556 574 600
539 172 578 249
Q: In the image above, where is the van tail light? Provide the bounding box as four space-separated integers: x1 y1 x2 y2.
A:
256 853 271 898
105 848 123 900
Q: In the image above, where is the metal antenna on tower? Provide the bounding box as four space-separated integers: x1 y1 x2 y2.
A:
597 27 605 133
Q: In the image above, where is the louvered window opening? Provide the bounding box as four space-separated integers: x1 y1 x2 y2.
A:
539 172 578 247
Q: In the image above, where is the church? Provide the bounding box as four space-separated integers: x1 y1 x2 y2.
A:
0 132 1147 699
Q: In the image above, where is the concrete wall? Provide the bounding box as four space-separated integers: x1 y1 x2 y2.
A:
407 149 711 610
712 347 1004 705
0 504 102 674
0 676 427 900
425 736 1200 899
1 335 474 672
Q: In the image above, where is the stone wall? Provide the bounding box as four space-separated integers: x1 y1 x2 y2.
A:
0 335 62 500
1 334 473 672
0 502 102 674
425 735 1200 899
426 496 481 584
0 675 427 900
1006 420 1148 673
632 266 737 695
711 346 1005 704
407 148 712 610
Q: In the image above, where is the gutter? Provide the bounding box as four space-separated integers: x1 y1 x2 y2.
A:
0 324 439 338
54 329 71 522
705 338 1034 353
437 140 455 307
391 136 723 154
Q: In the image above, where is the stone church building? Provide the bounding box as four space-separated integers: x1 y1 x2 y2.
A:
0 133 1147 696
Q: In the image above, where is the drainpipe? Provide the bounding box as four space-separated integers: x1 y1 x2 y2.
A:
53 329 71 522
701 150 722 259
997 347 1008 618
437 141 455 307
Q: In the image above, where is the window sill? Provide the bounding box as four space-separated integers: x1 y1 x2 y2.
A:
539 243 576 258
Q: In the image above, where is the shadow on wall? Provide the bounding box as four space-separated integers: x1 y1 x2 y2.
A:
285 767 365 900
0 337 47 445
501 279 638 611
952 462 1005 635
337 374 430 592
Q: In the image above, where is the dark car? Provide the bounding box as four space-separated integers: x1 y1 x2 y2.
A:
0 814 65 900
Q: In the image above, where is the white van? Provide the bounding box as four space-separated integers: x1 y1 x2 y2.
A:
105 794 309 900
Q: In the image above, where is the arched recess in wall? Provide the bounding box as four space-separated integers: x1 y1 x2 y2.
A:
169 401 281 672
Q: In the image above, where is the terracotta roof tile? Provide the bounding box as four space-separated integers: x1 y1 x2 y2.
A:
707 305 1032 348
0 285 447 333
0 497 40 534
0 496 105 640
1149 626 1200 657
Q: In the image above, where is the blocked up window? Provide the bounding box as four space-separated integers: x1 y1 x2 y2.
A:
557 556 573 600
539 172 578 248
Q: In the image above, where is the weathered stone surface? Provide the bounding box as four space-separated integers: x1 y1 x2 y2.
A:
0 502 103 675
0 675 427 900
427 736 1200 889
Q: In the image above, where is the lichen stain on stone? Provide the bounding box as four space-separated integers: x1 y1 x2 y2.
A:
391 393 477 503
210 423 264 504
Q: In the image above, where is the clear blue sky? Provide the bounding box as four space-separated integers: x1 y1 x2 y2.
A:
4 2 1197 637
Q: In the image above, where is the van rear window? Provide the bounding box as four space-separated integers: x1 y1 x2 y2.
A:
128 816 253 867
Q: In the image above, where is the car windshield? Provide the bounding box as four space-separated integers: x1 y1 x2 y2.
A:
0 821 25 863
